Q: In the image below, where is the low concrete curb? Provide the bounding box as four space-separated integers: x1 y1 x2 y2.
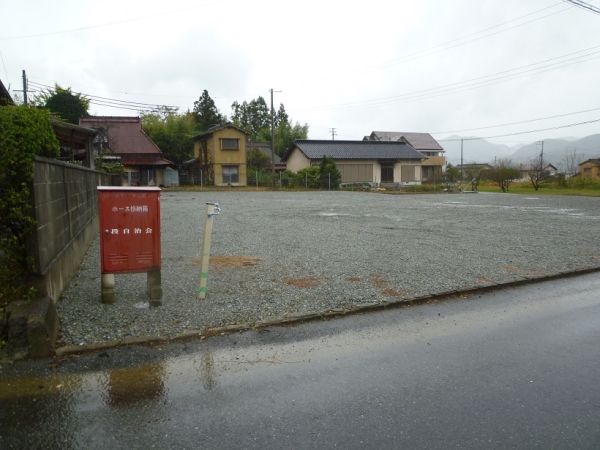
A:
54 266 600 359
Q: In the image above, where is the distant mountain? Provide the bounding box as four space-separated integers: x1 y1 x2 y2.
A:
438 134 600 169
438 135 514 166
509 134 600 168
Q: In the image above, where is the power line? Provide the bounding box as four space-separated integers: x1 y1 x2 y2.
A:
290 2 572 88
431 106 600 134
563 0 600 14
28 80 178 111
293 46 600 113
441 118 600 142
0 0 233 41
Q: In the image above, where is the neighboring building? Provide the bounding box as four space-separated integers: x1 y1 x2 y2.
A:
50 119 97 169
543 163 559 177
282 140 426 185
247 142 286 172
364 131 446 181
0 79 14 105
79 116 172 186
190 123 249 186
579 159 600 178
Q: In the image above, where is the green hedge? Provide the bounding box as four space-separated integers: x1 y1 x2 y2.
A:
0 106 59 304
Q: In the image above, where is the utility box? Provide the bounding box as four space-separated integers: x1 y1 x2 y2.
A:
97 187 162 303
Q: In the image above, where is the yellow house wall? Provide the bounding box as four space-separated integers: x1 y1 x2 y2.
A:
580 161 600 178
194 127 248 185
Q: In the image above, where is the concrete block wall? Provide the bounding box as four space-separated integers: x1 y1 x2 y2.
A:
27 157 118 303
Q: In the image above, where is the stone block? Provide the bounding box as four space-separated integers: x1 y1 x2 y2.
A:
27 297 59 358
5 301 30 352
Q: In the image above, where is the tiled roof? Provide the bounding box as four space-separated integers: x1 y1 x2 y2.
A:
282 140 426 162
368 131 444 151
193 122 249 139
0 79 14 105
79 116 162 155
248 142 281 164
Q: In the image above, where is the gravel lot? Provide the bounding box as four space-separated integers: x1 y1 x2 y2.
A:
57 190 600 347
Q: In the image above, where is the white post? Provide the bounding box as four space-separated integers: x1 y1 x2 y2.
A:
329 173 331 191
197 202 219 299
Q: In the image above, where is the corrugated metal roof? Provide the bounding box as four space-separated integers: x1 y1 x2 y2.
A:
369 131 444 151
282 140 426 162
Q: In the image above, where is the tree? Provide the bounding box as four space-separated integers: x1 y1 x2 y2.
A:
485 158 521 192
33 84 89 124
193 90 226 132
463 163 486 191
318 155 341 189
274 103 289 127
526 156 545 191
142 110 196 164
441 163 461 190
230 96 271 142
274 120 309 156
247 147 271 170
563 147 585 177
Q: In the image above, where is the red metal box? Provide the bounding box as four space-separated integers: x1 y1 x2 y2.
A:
98 187 161 274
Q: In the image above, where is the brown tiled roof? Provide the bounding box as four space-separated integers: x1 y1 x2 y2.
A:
368 131 444 152
79 116 162 155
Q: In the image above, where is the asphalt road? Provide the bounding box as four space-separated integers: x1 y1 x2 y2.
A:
2 273 600 449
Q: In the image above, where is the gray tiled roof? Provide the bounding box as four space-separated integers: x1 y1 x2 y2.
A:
282 140 426 161
369 131 444 151
193 122 249 139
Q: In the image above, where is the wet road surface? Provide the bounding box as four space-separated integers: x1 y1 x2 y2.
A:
2 273 600 449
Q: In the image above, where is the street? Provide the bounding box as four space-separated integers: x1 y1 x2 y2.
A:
2 272 600 449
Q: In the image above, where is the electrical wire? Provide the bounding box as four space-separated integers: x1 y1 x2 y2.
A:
0 0 233 41
431 106 600 134
441 118 600 142
292 47 600 112
28 80 178 111
290 2 572 88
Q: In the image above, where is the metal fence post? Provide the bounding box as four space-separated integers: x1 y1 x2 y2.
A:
197 202 221 299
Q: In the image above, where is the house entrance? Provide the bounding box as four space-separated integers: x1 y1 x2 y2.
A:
381 164 394 183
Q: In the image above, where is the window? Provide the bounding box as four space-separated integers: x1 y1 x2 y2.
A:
584 168 591 174
221 139 239 150
222 165 239 183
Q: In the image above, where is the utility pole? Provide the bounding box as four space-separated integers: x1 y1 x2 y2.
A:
460 139 464 182
329 128 337 140
15 70 30 105
22 70 28 105
269 88 281 187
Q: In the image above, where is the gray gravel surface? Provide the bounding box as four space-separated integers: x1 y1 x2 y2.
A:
56 190 600 346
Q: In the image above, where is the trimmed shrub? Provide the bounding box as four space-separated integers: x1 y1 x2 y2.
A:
0 106 59 304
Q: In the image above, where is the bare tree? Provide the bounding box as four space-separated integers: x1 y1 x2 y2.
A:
463 163 486 191
526 155 544 191
564 147 586 177
485 158 521 192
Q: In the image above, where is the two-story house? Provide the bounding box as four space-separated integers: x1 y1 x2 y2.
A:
192 123 249 186
364 131 446 181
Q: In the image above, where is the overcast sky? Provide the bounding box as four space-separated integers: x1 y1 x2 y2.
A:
2 0 599 146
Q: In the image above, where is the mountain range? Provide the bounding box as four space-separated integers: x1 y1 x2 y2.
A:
439 134 600 170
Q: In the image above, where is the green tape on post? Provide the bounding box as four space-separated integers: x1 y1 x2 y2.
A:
201 272 208 279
